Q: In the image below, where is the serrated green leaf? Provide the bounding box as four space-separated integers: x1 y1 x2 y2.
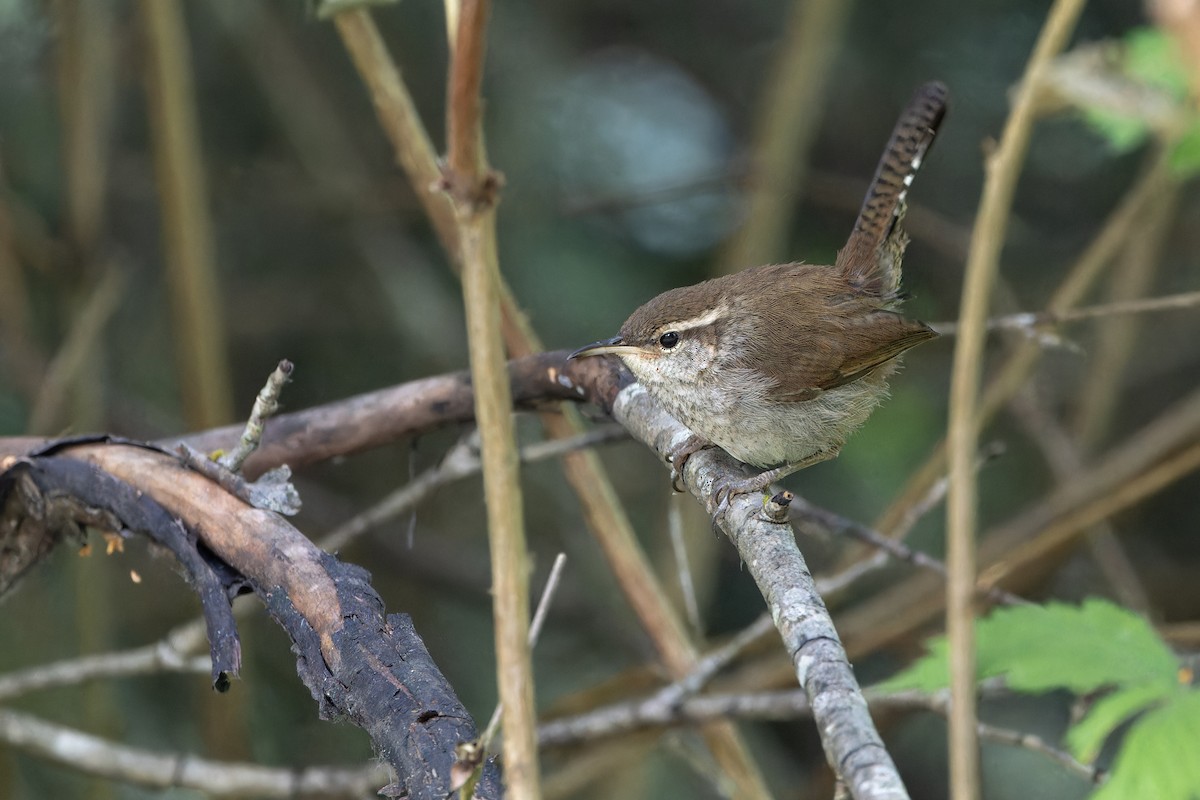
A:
1123 27 1190 99
1168 119 1200 177
882 600 1179 695
1090 690 1200 800
1067 682 1178 762
980 600 1178 693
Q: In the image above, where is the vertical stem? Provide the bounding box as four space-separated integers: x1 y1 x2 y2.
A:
53 10 119 794
332 11 461 264
459 208 539 796
140 0 233 428
445 0 540 795
445 0 487 180
945 1 1086 798
56 0 115 254
869 148 1169 548
53 0 117 434
332 9 772 795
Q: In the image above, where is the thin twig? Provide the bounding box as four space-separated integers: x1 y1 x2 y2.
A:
480 553 569 752
813 443 1005 599
0 708 386 797
658 614 776 707
931 290 1200 336
973 720 1104 784
320 426 627 552
219 360 294 473
330 11 460 264
667 496 704 637
798 446 1026 610
28 267 125 434
539 686 1103 785
946 3 1087 796
537 613 776 750
0 643 209 702
138 0 232 427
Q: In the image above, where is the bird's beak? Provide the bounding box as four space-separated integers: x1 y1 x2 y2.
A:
569 336 643 359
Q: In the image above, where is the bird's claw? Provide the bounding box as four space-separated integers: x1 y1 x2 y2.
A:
666 434 714 494
710 473 770 524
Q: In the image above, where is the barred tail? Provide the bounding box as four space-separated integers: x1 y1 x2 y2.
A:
835 81 947 296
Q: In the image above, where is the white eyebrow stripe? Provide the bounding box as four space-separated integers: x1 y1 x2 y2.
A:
658 304 727 335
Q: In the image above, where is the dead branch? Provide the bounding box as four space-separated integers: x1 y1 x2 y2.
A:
0 440 501 799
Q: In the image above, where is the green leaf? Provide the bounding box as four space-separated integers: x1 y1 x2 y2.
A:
1067 682 1178 762
882 599 1195 795
1078 28 1194 153
1082 109 1150 153
1091 690 1200 800
879 637 951 692
1123 28 1190 99
1168 119 1200 178
978 600 1177 693
882 599 1179 694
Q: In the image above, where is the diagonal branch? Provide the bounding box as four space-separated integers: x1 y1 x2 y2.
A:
609 380 910 800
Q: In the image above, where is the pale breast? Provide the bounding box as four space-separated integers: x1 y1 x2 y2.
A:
634 358 897 468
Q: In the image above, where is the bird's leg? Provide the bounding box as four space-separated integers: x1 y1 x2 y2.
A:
666 433 716 493
713 448 840 520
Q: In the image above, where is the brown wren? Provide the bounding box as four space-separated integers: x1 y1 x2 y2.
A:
571 82 947 505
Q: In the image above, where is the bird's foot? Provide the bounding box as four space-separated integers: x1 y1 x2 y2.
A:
666 434 715 493
711 448 840 522
711 471 775 523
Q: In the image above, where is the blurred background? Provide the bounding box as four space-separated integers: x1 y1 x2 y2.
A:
0 0 1197 798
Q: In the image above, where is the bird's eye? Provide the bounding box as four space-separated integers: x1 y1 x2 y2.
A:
659 331 680 349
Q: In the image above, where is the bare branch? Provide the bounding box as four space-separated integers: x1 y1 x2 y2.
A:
0 441 502 797
611 380 908 800
0 642 209 702
0 708 386 797
931 291 1200 337
539 686 1104 786
320 425 626 552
